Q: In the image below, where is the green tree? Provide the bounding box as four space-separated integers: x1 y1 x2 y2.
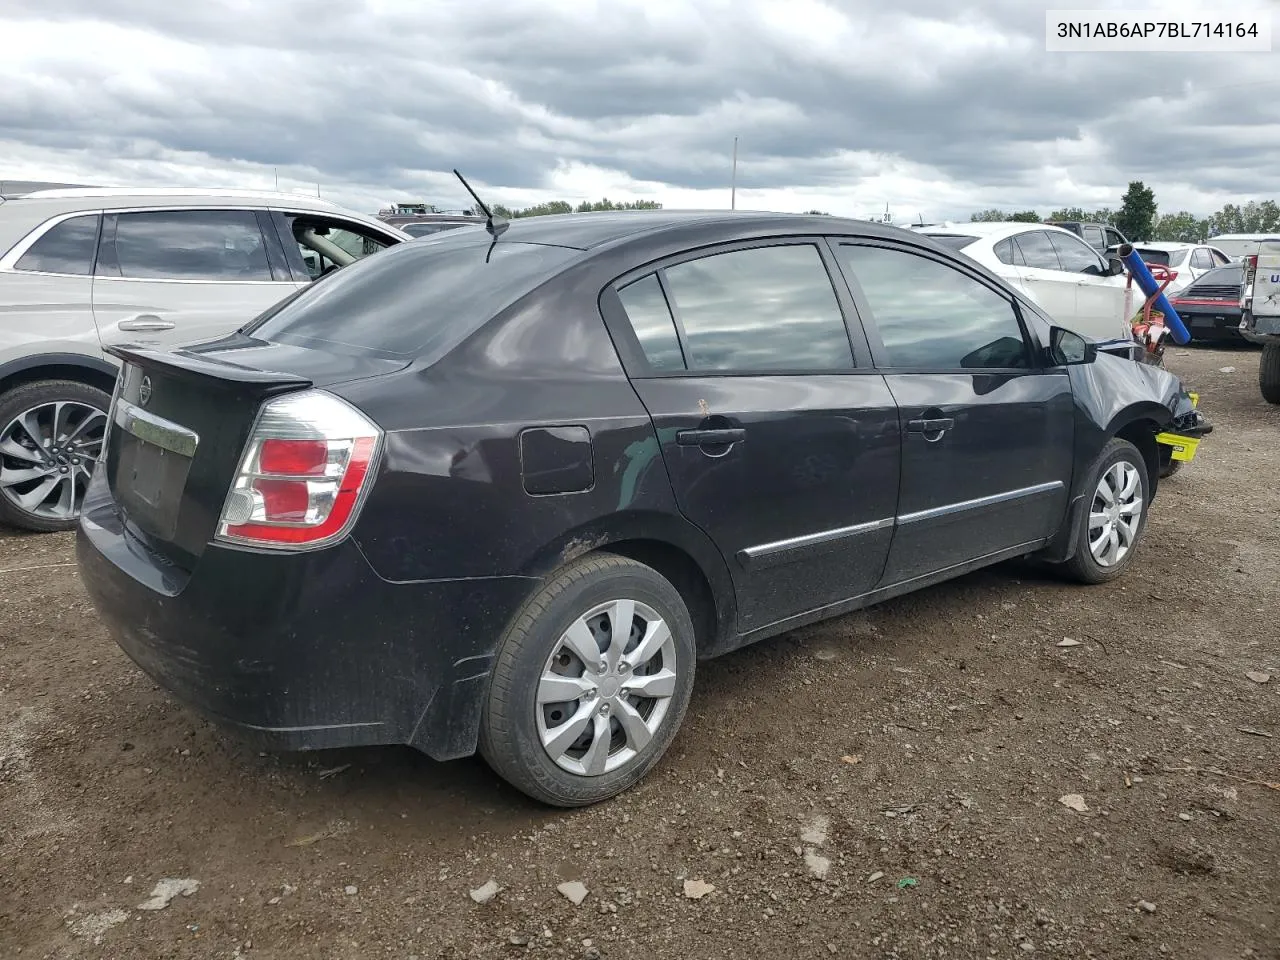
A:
1049 207 1118 226
1114 181 1158 242
805 209 832 215
969 209 1040 222
1152 211 1208 243
512 200 574 218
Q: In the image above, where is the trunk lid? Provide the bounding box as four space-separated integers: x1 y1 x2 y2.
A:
103 337 406 568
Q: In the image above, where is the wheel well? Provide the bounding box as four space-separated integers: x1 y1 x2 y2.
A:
603 539 721 655
1115 419 1161 492
0 363 117 399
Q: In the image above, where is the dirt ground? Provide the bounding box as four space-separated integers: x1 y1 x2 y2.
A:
2 345 1277 960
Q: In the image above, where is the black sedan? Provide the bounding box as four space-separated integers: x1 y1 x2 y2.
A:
77 211 1204 806
1170 263 1249 343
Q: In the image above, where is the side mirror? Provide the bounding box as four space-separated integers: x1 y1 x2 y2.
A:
1049 326 1098 365
1108 257 1127 276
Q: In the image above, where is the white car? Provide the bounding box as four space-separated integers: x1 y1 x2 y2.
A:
0 187 410 531
917 222 1132 343
1130 242 1232 296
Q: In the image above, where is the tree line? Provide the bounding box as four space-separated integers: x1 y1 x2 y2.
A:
470 198 663 219
969 182 1280 243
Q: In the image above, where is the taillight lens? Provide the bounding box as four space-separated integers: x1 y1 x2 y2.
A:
216 390 382 550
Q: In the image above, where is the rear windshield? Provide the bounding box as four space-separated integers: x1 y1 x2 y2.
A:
922 234 979 250
1136 248 1190 267
247 238 580 359
1186 264 1245 294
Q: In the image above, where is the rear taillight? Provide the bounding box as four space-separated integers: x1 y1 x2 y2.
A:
1247 255 1258 270
216 390 382 550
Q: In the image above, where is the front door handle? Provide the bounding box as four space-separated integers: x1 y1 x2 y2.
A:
906 417 954 436
118 314 175 332
676 428 746 446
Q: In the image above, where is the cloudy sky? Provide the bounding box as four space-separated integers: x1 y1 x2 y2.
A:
1 0 1277 221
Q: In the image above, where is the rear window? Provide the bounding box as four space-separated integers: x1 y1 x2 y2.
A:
247 238 579 359
923 234 979 251
1136 248 1171 266
1185 265 1245 295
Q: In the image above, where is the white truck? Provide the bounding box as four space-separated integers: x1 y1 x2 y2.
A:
1240 239 1280 403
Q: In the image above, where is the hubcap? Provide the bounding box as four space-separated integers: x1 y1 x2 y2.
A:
1088 460 1143 568
0 400 106 521
536 599 678 777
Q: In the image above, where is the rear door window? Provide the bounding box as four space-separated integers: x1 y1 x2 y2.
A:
657 244 854 372
13 214 101 275
1191 248 1214 270
1013 231 1062 270
1083 225 1105 249
103 210 273 281
994 237 1026 266
615 274 686 371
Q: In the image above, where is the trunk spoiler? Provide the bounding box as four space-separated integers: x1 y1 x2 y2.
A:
106 344 313 391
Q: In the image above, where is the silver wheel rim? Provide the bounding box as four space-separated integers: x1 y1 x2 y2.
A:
536 599 678 777
1088 460 1143 568
0 400 106 521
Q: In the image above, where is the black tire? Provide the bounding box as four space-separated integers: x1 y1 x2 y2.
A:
0 379 111 533
1260 343 1280 405
479 553 697 807
1059 438 1151 585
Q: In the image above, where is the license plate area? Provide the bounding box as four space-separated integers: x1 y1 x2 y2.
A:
110 399 199 541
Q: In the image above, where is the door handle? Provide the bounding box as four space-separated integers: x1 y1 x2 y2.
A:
906 417 954 434
676 428 746 446
118 315 175 332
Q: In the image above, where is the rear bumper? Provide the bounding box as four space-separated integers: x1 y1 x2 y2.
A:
1241 310 1280 344
1177 308 1247 341
76 475 537 759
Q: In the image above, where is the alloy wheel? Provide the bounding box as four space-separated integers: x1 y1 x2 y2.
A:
0 400 106 522
536 599 678 777
1088 460 1143 567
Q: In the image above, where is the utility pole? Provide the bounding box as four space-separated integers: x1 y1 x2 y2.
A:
731 136 738 211
274 167 279 191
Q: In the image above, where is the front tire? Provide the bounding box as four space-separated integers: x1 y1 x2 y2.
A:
1260 343 1280 405
1059 438 1150 585
0 379 110 533
480 553 697 807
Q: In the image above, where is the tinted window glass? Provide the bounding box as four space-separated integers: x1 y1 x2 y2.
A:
994 237 1025 266
1191 248 1213 270
14 214 100 275
249 238 578 359
1211 249 1231 266
1014 231 1062 270
1136 248 1171 266
1083 225 1105 248
661 245 853 371
112 211 272 281
1105 228 1125 247
839 245 1029 370
1047 231 1103 273
616 274 685 371
283 214 392 280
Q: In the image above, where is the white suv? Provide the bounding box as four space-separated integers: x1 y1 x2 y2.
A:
0 187 410 531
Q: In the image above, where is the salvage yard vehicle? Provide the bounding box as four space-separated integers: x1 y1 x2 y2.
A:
1169 262 1250 343
1131 242 1233 296
77 211 1206 807
915 222 1135 348
0 187 410 532
1241 239 1280 403
1044 219 1129 255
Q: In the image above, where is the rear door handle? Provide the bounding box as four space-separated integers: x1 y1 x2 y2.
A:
676 428 746 446
118 314 175 332
906 418 954 433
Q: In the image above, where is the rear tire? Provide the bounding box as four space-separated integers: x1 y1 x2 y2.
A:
480 553 696 807
1260 343 1280 405
1058 438 1150 585
0 379 110 533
